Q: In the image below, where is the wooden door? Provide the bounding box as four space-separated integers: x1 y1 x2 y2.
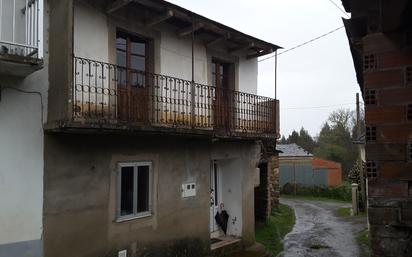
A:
116 31 148 123
212 60 232 130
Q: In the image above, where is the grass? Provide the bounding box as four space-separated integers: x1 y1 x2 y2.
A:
281 182 353 202
357 229 370 247
356 228 371 257
336 207 352 217
255 204 295 256
281 194 351 203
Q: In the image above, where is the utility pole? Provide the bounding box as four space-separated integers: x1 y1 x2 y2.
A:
356 93 366 212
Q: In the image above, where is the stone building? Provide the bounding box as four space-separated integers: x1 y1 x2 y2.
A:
342 0 412 256
0 0 280 256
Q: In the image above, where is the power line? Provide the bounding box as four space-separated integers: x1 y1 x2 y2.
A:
281 102 355 110
258 26 345 62
327 0 350 18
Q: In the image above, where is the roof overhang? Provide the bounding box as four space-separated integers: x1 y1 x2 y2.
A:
106 0 281 58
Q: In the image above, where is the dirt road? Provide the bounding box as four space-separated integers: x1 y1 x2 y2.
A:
278 198 367 257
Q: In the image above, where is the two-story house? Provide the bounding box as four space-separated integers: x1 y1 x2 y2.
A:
0 1 280 257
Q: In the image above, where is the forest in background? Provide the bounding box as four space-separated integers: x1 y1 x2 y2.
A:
278 108 365 179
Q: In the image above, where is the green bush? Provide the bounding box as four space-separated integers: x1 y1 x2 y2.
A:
282 182 352 202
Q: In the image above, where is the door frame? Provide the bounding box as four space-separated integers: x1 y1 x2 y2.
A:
210 160 222 237
211 59 234 131
116 29 152 123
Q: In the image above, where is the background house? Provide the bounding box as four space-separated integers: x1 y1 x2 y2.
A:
277 143 342 189
312 157 342 187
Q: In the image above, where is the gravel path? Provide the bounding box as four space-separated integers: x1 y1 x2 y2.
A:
278 198 367 257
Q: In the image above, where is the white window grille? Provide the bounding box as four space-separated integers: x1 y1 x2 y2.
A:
0 0 43 59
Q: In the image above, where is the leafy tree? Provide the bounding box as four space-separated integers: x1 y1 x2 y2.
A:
279 127 316 153
348 159 362 185
278 135 287 144
314 109 359 178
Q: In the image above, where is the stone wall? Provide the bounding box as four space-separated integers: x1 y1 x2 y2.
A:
255 151 280 223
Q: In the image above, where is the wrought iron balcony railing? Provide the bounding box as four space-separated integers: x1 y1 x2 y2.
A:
72 56 279 138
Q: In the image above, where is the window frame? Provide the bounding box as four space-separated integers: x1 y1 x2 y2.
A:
116 161 153 222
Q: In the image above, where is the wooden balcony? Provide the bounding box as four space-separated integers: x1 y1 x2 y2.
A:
51 57 279 140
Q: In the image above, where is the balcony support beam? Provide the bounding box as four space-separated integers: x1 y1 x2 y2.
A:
247 48 274 60
106 0 133 14
205 33 231 48
145 10 174 26
229 42 255 53
178 22 203 37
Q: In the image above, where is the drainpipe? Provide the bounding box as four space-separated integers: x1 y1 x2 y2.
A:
274 49 278 101
191 13 195 128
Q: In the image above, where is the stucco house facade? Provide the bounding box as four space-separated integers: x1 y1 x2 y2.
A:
0 1 280 257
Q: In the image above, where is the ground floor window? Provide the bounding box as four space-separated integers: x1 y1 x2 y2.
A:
117 162 152 219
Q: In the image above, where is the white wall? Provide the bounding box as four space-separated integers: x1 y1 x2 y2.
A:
159 27 208 84
238 57 258 94
74 1 110 62
73 2 258 94
219 159 243 237
0 1 48 255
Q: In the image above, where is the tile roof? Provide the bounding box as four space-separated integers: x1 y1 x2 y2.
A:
276 143 313 157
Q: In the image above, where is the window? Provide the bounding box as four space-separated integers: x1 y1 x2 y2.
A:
364 54 376 71
366 126 377 141
406 31 412 47
365 89 377 105
406 67 412 84
117 162 152 220
408 104 412 121
409 181 412 196
116 30 148 87
365 161 378 178
408 142 412 162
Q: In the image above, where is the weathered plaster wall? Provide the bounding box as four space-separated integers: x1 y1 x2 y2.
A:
211 141 260 245
219 159 243 237
74 1 110 62
43 134 260 257
238 56 258 94
73 0 258 93
0 1 49 256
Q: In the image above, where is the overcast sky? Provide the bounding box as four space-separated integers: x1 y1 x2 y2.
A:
168 0 361 138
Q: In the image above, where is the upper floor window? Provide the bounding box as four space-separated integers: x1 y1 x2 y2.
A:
365 161 378 179
406 66 412 84
212 60 230 89
117 162 152 220
408 104 412 121
364 89 377 105
408 142 412 162
116 30 148 87
366 126 377 141
364 54 376 71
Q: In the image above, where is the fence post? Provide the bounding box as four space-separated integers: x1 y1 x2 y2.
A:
351 183 359 216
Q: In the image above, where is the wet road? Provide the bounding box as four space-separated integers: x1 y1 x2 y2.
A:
278 198 366 257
